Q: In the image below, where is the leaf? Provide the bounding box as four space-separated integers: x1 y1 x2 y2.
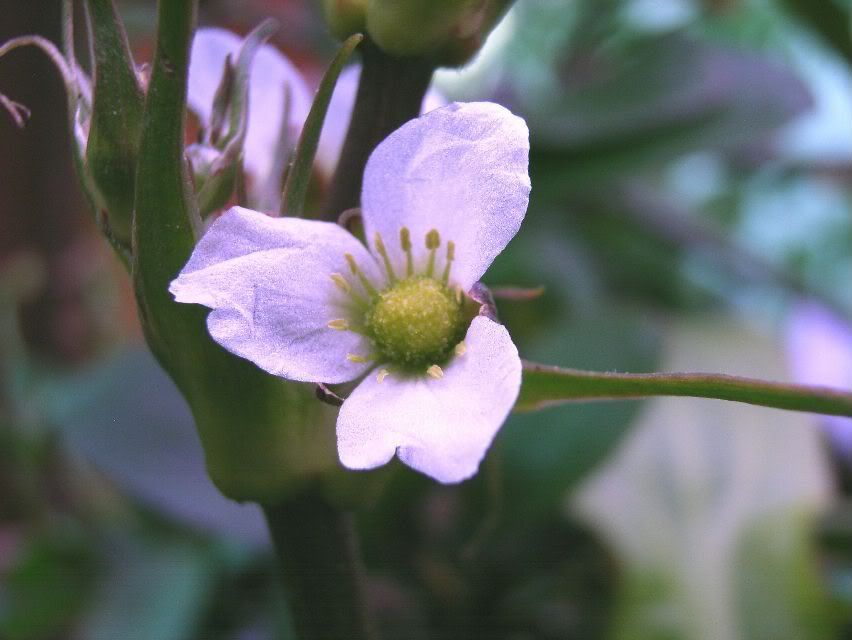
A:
281 33 363 217
43 348 269 546
496 310 661 520
76 539 216 640
572 319 836 640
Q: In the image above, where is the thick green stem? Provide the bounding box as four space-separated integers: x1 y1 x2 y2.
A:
518 362 852 417
322 37 434 220
263 491 374 640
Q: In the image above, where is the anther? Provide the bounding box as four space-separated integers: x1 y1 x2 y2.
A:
454 342 466 357
330 273 351 293
373 232 397 284
344 253 378 297
328 319 349 330
426 364 444 379
425 229 441 277
442 241 455 284
376 369 390 383
346 353 370 363
454 285 464 304
399 227 414 277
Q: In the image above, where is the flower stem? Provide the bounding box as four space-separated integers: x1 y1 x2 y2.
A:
322 37 434 220
262 490 374 640
518 361 852 417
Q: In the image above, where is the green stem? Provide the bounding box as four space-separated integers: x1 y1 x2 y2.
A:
322 37 434 220
263 490 374 640
518 362 852 417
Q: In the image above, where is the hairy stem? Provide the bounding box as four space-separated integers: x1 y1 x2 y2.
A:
322 37 434 220
263 491 374 640
518 361 852 417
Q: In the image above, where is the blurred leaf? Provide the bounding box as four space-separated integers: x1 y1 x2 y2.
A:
502 32 811 188
779 0 852 63
573 319 835 640
496 310 661 521
41 347 269 546
0 530 95 640
77 539 215 640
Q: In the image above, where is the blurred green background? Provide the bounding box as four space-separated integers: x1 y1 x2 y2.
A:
1 0 851 638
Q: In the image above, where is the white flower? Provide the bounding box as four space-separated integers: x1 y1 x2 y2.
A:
170 101 530 483
786 302 852 455
187 28 446 207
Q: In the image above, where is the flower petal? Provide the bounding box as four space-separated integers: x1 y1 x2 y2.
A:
315 65 448 179
170 207 380 383
336 316 522 483
361 102 530 289
187 28 312 186
787 302 852 454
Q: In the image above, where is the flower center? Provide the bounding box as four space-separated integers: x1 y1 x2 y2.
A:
365 276 467 370
328 226 472 377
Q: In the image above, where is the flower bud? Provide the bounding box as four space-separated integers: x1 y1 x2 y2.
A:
84 0 145 244
322 0 368 40
325 0 514 67
187 143 239 217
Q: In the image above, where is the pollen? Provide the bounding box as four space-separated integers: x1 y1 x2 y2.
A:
426 364 444 379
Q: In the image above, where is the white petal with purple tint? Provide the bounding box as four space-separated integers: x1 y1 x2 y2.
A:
361 102 530 289
170 207 379 383
336 316 522 483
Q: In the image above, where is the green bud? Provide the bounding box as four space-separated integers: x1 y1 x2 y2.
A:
322 0 368 41
187 143 239 217
84 0 144 245
362 0 514 66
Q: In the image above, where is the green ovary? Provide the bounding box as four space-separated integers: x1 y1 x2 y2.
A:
365 276 467 370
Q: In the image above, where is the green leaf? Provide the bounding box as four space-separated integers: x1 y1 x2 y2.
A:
281 33 363 218
77 540 215 640
572 320 836 640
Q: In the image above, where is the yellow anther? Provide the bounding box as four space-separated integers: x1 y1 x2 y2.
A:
344 252 378 297
328 319 349 330
454 285 464 303
425 229 441 277
330 273 351 293
346 353 369 363
454 341 467 357
399 227 414 277
442 240 456 284
425 229 441 250
373 232 397 284
426 364 444 379
376 368 390 383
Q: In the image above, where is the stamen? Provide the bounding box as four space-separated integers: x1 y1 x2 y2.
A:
442 241 455 284
328 319 349 330
376 368 390 383
330 273 351 293
346 353 370 363
345 253 378 297
454 342 466 357
425 229 441 277
454 285 464 304
373 232 397 284
400 227 414 277
426 364 444 379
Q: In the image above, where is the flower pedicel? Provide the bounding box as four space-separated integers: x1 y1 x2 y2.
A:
170 101 530 482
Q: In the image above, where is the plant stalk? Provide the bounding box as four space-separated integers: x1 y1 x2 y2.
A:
322 37 434 220
263 490 374 640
